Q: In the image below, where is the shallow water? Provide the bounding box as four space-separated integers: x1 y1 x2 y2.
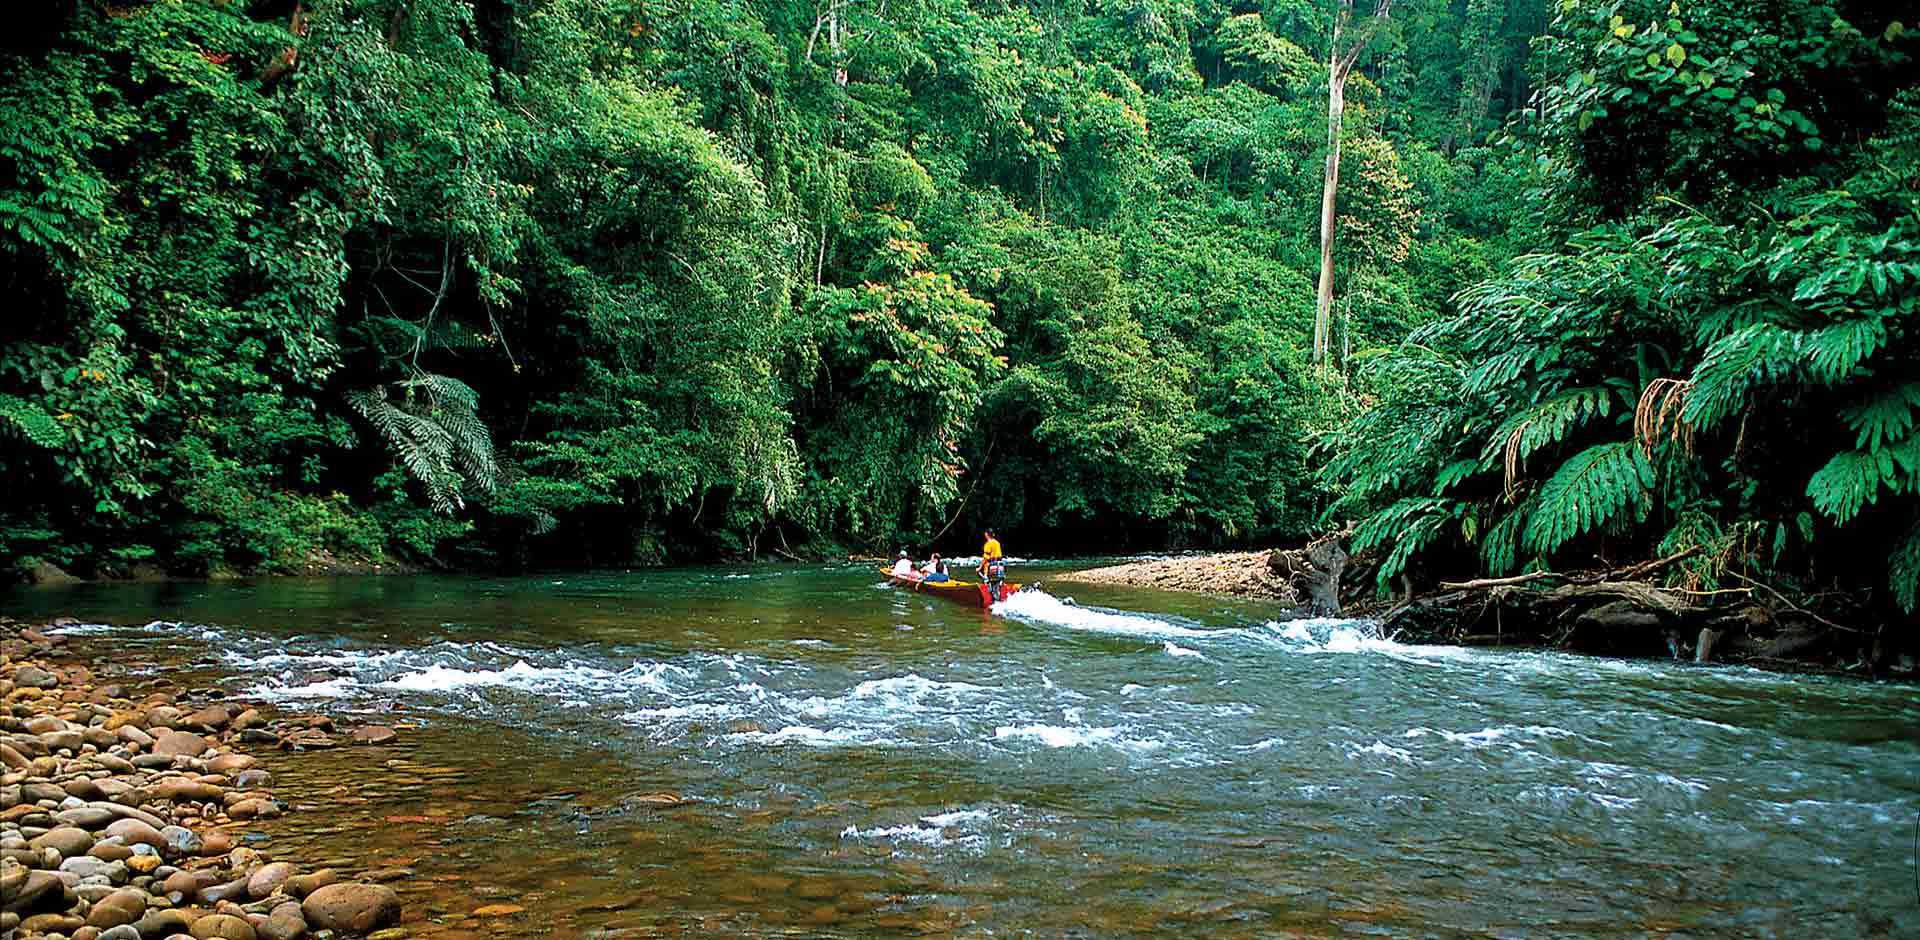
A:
10 564 1919 937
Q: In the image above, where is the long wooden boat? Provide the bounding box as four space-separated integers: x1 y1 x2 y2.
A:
881 568 1023 609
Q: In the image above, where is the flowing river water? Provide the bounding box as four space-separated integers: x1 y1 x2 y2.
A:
8 563 1918 937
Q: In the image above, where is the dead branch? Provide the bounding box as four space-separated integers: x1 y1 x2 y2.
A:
1439 570 1562 590
1728 571 1865 635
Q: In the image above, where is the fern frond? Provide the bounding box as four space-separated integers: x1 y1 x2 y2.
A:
1805 449 1887 524
348 374 498 514
1682 323 1800 429
1842 383 1920 451
1479 502 1530 575
1483 387 1614 494
1353 496 1457 589
1804 317 1888 384
1521 442 1655 553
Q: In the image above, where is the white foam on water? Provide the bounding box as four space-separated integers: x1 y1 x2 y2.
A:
248 676 362 700
993 589 1214 639
730 724 880 747
1654 772 1711 793
226 647 419 670
1403 724 1581 750
1163 641 1205 659
840 822 948 845
992 723 1162 752
793 674 992 719
1264 618 1472 663
921 809 991 828
617 702 745 723
616 661 697 694
1241 737 1287 751
40 622 120 636
380 660 619 693
840 807 995 849
1588 792 1641 811
1342 740 1418 765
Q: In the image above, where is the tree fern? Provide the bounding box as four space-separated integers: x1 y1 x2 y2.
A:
347 374 497 515
1521 442 1654 553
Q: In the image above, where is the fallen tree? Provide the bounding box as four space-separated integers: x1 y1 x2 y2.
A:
1362 552 1898 675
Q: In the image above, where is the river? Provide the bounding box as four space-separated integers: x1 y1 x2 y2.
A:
8 563 1917 937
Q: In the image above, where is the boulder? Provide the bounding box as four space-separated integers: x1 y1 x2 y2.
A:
258 902 307 940
185 706 232 730
160 825 203 857
153 778 225 803
132 907 195 938
0 743 29 771
86 886 149 928
151 730 209 758
205 753 256 774
28 826 94 858
59 854 129 884
20 911 86 934
4 868 76 915
14 665 59 688
281 869 336 899
247 862 297 899
104 818 165 849
300 883 401 933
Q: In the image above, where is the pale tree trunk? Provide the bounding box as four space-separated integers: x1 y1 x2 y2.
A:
1313 0 1393 369
829 2 847 87
1313 61 1343 365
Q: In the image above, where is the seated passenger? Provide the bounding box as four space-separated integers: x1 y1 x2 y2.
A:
891 551 916 576
921 554 951 583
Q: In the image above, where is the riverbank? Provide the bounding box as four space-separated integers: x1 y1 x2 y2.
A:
1 619 418 939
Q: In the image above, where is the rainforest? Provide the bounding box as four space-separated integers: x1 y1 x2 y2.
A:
2 0 1918 633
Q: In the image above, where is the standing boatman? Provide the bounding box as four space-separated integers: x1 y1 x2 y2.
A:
978 528 1007 601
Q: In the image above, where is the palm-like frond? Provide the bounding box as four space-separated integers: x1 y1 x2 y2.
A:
1521 442 1654 554
348 374 498 514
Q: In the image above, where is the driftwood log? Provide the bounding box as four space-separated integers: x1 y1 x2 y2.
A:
1374 555 1890 672
1266 530 1350 617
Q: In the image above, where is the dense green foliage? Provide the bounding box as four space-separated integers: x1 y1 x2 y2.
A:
1326 0 1920 615
1 0 1543 574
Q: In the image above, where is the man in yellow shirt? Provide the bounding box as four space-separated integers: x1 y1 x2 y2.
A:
979 529 1006 599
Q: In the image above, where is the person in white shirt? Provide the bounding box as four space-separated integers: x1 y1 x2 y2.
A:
890 551 916 576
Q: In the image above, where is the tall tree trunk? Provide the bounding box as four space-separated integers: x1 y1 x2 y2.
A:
1312 0 1392 369
1314 62 1344 366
